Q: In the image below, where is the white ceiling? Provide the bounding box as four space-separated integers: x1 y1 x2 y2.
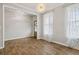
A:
4 3 69 14
17 3 64 13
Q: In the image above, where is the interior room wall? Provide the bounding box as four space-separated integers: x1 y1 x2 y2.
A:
52 4 79 50
41 6 68 46
52 6 68 46
37 14 43 39
32 15 37 35
5 7 34 41
0 3 3 48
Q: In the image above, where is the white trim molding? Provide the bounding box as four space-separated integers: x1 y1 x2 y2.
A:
0 46 4 49
3 3 38 15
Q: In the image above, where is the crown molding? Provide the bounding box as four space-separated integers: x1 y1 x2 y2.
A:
3 3 38 15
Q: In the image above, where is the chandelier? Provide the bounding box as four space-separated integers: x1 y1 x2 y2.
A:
36 4 45 13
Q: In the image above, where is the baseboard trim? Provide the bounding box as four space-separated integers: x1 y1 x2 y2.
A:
40 39 79 50
38 39 67 46
5 36 33 41
51 40 68 47
0 46 4 49
53 41 79 50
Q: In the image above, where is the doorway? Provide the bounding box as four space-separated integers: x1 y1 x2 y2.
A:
33 15 37 38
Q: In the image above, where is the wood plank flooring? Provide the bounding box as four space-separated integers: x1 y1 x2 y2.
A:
0 37 79 55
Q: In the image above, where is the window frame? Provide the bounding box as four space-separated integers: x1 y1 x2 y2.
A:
65 4 79 39
43 12 53 38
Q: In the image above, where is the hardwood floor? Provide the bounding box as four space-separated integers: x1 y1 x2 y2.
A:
0 37 79 55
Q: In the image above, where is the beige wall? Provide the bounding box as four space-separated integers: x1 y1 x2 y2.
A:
0 3 3 48
5 7 34 41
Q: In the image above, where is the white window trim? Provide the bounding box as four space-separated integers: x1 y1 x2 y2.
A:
65 4 79 39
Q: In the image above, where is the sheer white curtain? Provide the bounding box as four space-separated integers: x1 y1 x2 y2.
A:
43 12 53 40
66 4 79 39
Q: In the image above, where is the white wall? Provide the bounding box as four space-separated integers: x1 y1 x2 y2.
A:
5 7 34 41
41 6 68 46
41 4 79 50
52 6 68 46
0 3 3 48
37 14 43 39
52 4 79 50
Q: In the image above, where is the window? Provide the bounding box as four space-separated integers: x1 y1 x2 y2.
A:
66 4 79 39
43 12 53 39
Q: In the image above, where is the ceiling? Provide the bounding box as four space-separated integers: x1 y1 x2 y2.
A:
4 3 68 14
17 3 64 13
